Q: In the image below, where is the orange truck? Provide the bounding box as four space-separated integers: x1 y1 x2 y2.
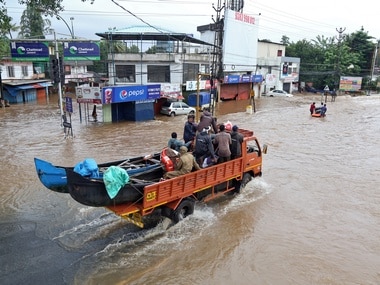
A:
106 129 266 228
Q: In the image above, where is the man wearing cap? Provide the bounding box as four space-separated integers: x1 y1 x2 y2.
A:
163 146 201 179
230 125 244 159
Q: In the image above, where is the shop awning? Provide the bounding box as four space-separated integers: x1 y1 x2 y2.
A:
3 82 52 97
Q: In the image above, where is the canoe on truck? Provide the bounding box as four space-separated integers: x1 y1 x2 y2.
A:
34 153 162 194
66 164 164 206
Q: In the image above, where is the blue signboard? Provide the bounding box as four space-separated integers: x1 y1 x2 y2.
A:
63 42 100 60
65 97 73 113
10 42 50 61
224 74 263 84
102 84 161 104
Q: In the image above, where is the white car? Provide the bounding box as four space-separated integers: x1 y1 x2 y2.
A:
160 101 196 117
266 90 293 97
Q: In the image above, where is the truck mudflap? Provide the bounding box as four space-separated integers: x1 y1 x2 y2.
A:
121 212 144 228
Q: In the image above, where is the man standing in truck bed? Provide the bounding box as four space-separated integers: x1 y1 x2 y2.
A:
213 124 232 163
230 125 244 159
197 108 218 134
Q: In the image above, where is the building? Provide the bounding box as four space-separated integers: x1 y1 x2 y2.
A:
257 40 300 94
0 58 51 104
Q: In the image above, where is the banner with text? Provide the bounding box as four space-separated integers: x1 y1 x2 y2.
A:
10 42 50 61
63 42 100 60
102 84 161 104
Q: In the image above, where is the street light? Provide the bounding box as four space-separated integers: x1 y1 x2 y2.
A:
38 9 74 39
70 17 75 39
55 14 74 39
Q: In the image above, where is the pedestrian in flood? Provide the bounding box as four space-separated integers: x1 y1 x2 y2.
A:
310 102 316 115
320 104 327 117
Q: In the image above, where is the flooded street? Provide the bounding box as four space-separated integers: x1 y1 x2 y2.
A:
1 93 380 285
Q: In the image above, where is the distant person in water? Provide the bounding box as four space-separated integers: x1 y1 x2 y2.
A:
320 104 327 117
310 102 316 115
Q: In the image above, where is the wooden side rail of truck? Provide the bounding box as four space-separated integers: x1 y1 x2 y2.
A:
106 129 266 228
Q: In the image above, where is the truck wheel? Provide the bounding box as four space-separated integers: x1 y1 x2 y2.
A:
235 173 252 194
161 206 173 218
171 199 195 223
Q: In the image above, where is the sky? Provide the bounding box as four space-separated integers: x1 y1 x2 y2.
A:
7 0 380 43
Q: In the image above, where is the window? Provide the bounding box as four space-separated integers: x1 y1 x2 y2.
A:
277 50 283 57
21 66 28 76
115 65 136 82
183 63 199 82
147 65 170 82
7 66 15 77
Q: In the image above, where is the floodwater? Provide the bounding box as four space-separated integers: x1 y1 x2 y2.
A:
1 93 379 285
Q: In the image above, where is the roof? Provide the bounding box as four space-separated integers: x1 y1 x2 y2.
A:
2 79 51 87
96 25 215 47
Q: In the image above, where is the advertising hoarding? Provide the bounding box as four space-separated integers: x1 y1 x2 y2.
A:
102 84 161 104
75 86 102 104
223 74 263 84
63 42 100 60
339 76 362 91
10 42 50 61
223 9 258 72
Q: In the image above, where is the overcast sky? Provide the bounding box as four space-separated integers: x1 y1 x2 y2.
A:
7 0 380 43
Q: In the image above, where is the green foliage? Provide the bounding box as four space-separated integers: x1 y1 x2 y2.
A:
18 4 49 39
281 35 290 46
127 44 139 53
146 45 157 54
0 3 14 39
286 28 377 90
0 37 10 57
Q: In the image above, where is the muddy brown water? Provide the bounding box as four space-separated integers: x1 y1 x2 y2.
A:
0 94 379 285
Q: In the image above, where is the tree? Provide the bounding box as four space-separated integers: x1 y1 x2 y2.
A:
18 4 51 39
285 28 376 90
0 3 15 39
281 35 290 46
344 28 375 76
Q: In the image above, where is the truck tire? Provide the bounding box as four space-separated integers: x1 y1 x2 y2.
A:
234 173 252 194
171 199 195 223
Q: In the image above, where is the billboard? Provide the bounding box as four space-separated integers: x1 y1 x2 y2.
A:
102 84 161 104
224 74 263 84
10 42 50 61
75 86 102 104
339 76 362 91
63 42 100 60
223 9 258 72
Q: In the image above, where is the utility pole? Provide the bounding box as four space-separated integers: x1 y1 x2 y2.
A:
369 40 380 96
210 0 225 114
0 67 3 107
54 30 64 127
336 27 346 93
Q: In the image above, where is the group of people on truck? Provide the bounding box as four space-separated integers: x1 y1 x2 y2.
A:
163 108 244 180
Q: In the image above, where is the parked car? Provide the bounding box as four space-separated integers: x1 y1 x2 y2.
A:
265 90 293 97
160 101 196 117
